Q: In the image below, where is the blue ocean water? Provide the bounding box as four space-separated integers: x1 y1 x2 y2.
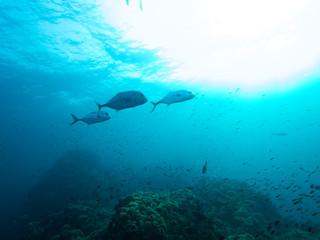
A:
1 0 320 239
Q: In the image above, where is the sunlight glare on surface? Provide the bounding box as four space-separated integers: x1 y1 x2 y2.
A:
99 0 320 90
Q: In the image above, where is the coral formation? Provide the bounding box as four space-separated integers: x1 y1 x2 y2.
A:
192 177 281 236
108 190 215 240
21 177 320 240
24 201 111 240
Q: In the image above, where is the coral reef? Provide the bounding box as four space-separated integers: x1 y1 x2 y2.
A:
192 177 281 237
108 190 218 240
21 177 320 240
23 201 111 240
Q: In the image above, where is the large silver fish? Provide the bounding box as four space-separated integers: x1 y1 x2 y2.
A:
96 91 148 111
151 90 195 112
70 111 110 126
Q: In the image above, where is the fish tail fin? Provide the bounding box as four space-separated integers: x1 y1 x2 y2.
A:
95 101 102 112
70 114 79 126
151 102 158 113
126 0 129 6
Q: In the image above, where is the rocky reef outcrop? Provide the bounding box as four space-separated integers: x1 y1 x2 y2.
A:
108 189 217 240
24 150 115 219
24 201 111 240
21 177 320 240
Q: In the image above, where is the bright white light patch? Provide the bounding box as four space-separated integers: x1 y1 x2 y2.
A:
99 0 320 90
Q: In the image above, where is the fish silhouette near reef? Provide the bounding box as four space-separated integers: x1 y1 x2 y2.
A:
70 111 110 126
96 91 148 112
151 90 195 112
202 160 208 174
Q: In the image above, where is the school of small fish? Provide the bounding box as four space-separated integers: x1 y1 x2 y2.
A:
70 88 320 231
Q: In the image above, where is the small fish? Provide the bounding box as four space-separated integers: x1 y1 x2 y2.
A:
70 111 110 126
151 90 195 112
202 160 208 174
96 91 147 111
272 133 288 136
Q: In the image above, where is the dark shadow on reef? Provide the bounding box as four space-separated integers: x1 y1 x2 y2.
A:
24 150 116 220
21 176 320 240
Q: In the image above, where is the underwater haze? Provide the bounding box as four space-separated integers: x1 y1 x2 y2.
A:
1 0 320 239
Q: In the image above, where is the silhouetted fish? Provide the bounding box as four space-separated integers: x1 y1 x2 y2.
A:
202 160 208 174
272 133 287 136
96 91 147 111
151 90 195 112
70 111 110 126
